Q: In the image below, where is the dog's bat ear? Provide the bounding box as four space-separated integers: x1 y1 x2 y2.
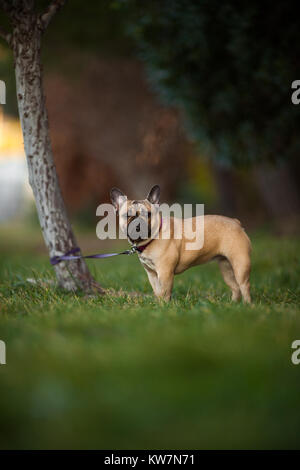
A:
147 185 160 205
110 187 126 211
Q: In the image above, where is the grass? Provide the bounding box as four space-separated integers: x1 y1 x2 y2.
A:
0 223 300 449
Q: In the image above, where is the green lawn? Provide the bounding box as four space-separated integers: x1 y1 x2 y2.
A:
0 224 300 449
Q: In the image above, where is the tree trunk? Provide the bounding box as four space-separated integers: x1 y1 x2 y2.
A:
9 6 104 292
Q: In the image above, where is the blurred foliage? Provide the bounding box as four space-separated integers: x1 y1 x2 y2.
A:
178 154 217 207
117 0 300 166
38 0 134 58
0 0 135 115
0 1 133 56
1 1 299 165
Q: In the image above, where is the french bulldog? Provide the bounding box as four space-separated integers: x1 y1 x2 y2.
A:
110 185 251 303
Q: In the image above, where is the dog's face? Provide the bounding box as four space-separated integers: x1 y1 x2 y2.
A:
110 185 161 243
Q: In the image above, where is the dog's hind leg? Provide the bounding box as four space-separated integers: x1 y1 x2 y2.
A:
230 254 251 304
218 257 241 301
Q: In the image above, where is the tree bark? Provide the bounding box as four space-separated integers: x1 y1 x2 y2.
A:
5 3 104 293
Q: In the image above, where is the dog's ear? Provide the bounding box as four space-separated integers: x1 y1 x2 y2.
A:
146 185 160 205
110 187 126 211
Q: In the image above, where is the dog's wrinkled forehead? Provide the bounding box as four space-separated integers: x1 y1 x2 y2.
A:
126 199 152 216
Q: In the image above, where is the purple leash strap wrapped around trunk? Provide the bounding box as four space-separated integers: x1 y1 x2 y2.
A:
50 246 136 266
50 218 163 266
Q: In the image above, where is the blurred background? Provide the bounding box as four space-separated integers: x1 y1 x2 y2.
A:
0 0 300 235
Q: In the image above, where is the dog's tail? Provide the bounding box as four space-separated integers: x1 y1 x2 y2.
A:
233 218 242 226
234 218 252 253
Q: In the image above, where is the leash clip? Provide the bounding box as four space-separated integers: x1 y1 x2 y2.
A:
128 244 138 255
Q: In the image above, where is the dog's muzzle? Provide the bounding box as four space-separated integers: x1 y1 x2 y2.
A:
127 216 149 241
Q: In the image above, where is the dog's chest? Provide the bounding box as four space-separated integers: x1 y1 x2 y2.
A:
138 254 156 272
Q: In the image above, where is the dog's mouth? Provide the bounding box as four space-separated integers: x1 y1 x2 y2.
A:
124 206 160 243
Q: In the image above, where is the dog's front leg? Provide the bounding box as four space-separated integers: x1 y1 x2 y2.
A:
156 269 174 301
145 268 160 297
